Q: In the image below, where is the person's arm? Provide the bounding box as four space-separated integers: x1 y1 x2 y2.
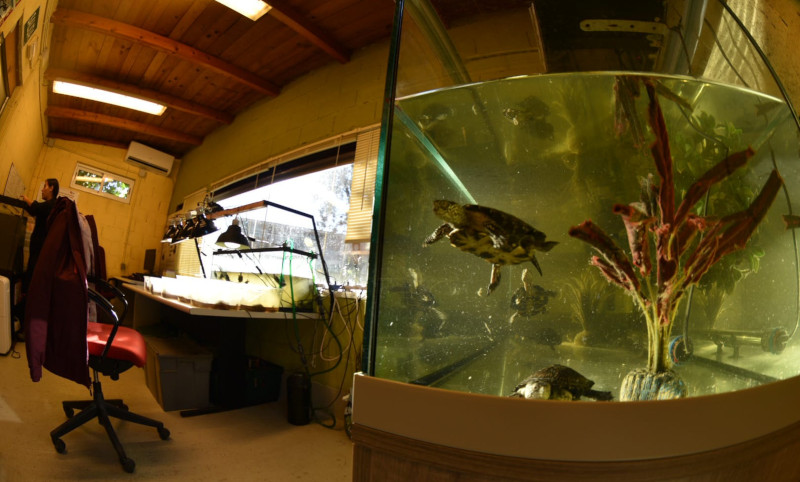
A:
21 196 38 215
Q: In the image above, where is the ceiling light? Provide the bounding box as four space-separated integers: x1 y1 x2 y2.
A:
215 0 272 21
52 81 167 115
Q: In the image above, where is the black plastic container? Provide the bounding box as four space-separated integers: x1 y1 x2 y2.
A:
286 372 311 425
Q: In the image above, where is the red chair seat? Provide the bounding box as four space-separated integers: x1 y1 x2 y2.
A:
86 322 147 367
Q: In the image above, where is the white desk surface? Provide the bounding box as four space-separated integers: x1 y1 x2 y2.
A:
122 282 319 319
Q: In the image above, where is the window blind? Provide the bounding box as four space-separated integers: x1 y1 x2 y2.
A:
345 128 380 243
175 240 203 277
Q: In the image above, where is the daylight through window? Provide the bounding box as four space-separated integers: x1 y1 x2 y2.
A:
71 163 135 203
198 162 369 289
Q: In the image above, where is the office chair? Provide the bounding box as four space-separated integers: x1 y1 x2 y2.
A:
49 278 170 473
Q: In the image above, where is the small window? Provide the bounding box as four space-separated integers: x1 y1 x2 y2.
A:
71 163 135 203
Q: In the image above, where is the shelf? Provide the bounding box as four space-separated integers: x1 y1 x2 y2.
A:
123 283 319 319
213 246 317 259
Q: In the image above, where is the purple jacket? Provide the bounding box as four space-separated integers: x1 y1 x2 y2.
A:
25 197 90 387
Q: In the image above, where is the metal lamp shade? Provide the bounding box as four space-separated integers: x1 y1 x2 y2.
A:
215 221 250 249
192 215 219 238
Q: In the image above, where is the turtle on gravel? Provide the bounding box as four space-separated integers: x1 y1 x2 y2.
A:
422 200 557 295
510 364 613 401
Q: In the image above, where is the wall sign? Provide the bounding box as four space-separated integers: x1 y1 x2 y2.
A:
24 7 39 44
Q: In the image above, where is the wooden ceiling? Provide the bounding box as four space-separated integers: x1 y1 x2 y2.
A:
42 0 552 159
44 0 397 158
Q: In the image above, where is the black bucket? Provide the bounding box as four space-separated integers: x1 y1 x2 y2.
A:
286 372 311 425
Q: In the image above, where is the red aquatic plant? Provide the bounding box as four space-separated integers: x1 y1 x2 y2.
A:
569 78 783 373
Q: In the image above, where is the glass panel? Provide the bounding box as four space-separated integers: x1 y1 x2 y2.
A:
101 176 132 199
74 168 102 191
199 164 368 290
367 0 800 402
71 164 134 202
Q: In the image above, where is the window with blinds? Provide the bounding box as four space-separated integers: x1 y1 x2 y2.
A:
175 241 203 277
345 128 380 243
169 128 379 288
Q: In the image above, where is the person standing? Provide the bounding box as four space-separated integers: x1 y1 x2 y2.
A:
21 178 59 291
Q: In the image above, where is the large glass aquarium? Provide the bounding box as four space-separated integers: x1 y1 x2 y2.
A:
363 0 800 405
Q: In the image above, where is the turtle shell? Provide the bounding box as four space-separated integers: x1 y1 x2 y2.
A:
448 228 532 266
515 364 596 395
430 200 557 265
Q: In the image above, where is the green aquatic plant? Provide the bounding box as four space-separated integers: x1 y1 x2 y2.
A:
562 270 616 345
568 78 783 398
668 106 766 332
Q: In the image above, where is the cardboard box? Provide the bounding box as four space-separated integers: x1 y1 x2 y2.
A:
145 336 213 411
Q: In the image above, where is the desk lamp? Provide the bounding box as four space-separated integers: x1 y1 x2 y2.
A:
191 214 219 238
216 218 250 249
170 217 194 244
161 221 179 243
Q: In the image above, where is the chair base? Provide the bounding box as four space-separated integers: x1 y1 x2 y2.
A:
50 377 170 473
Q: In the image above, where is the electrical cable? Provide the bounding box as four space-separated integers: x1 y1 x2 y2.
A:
211 199 348 429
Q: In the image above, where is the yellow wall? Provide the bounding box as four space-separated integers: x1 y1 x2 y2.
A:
169 40 390 211
752 0 800 105
0 0 50 194
32 140 175 279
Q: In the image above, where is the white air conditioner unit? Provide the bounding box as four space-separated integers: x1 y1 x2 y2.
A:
125 141 174 176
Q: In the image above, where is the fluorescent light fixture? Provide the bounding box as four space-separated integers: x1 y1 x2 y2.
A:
215 0 272 21
52 81 167 115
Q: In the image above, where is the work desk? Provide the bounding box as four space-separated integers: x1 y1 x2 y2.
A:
121 282 314 327
120 282 320 412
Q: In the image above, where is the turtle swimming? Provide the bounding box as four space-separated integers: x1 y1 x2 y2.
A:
509 268 558 323
389 268 447 330
510 364 613 401
422 200 557 295
503 95 555 141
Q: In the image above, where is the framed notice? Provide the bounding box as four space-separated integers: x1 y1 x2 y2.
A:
24 7 38 44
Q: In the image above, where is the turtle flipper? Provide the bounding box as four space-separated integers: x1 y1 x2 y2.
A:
423 224 452 246
530 254 543 276
487 264 502 295
585 389 614 401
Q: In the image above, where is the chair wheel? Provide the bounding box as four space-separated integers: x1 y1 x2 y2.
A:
53 438 66 454
64 407 74 418
158 427 171 440
121 457 135 473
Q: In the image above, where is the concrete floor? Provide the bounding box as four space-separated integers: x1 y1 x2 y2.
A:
0 342 353 481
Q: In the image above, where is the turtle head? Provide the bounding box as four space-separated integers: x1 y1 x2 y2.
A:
519 381 551 400
432 200 466 225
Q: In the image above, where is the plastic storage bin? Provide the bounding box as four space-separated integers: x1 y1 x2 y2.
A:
144 336 213 411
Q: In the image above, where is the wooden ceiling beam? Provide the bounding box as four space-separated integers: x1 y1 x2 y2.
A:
47 132 130 151
44 68 235 125
51 8 281 96
45 106 203 145
268 1 350 63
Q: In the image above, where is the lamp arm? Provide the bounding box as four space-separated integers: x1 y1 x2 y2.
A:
208 198 334 288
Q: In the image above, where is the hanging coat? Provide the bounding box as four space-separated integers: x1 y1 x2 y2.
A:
25 197 90 387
